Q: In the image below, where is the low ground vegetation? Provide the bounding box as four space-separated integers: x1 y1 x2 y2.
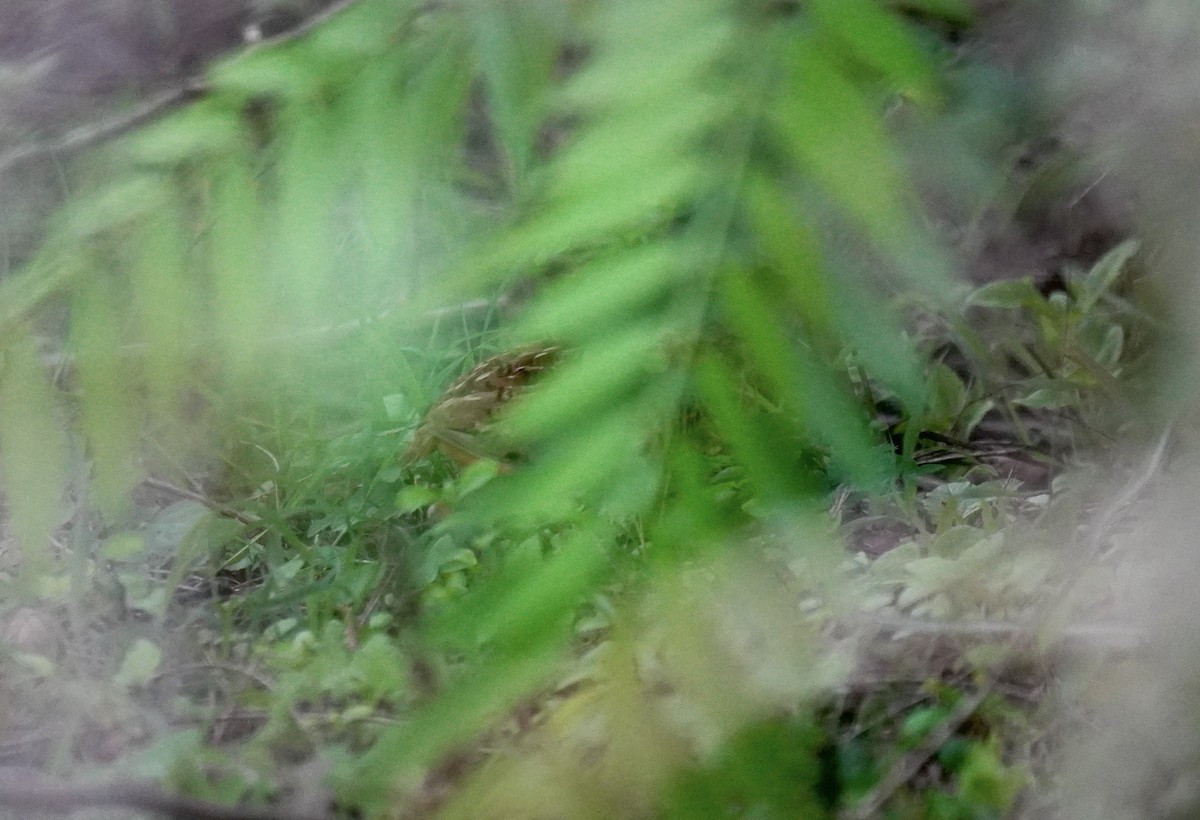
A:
0 2 1176 818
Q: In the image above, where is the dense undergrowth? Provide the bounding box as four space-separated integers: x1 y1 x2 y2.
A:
0 1 1169 818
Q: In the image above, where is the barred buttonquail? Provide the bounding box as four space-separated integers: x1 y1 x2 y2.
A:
402 346 559 467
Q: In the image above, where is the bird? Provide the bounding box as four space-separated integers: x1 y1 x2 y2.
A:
401 345 559 468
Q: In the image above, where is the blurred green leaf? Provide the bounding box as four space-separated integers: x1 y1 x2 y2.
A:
128 193 199 425
456 458 501 496
307 0 400 63
397 485 439 514
417 534 472 587
467 0 566 186
968 278 1044 311
772 35 942 290
347 525 613 808
515 240 696 344
900 705 953 747
0 332 69 576
926 363 968 429
957 742 1023 810
348 634 409 703
1093 324 1125 370
113 638 163 689
125 105 242 165
718 271 891 488
501 322 666 442
665 717 830 819
1079 238 1139 313
562 3 731 112
742 175 837 342
101 533 146 561
64 176 167 239
1014 384 1077 410
271 102 338 330
208 144 268 386
693 353 806 504
209 46 321 99
809 0 938 103
71 272 141 517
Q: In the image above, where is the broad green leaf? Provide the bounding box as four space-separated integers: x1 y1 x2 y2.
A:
456 458 502 497
897 556 960 609
101 533 146 561
960 398 994 438
967 278 1044 311
958 742 1024 810
417 534 464 586
143 501 211 557
113 638 162 689
396 485 439 514
0 332 69 576
926 362 968 428
900 705 954 746
348 634 409 702
867 539 923 579
1079 238 1139 313
273 557 305 587
928 525 988 558
382 392 413 422
1093 324 1125 370
1014 385 1077 410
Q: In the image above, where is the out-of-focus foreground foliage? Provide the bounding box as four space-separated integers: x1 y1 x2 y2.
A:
0 0 1171 817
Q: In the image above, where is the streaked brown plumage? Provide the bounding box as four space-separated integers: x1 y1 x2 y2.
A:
402 346 559 467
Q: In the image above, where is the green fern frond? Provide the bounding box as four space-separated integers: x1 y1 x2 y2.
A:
444 0 948 526
0 1 967 810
